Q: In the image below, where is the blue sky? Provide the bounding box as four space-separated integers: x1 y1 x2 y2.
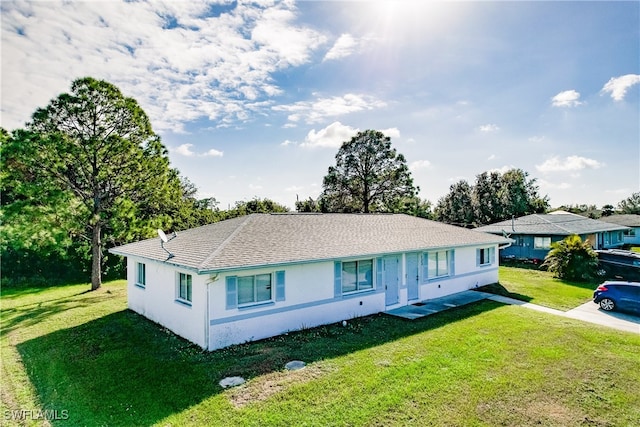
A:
2 1 639 211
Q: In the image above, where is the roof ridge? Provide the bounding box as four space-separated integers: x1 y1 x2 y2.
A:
197 214 255 271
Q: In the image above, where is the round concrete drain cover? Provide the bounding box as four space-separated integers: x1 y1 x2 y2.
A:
285 360 306 371
219 376 245 388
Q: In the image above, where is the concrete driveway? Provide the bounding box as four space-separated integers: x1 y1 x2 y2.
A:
565 302 640 334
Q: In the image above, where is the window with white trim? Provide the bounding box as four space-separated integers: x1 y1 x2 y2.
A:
225 271 285 310
177 273 192 303
238 274 272 306
342 259 373 293
477 247 495 266
534 237 551 249
426 250 450 278
136 262 146 287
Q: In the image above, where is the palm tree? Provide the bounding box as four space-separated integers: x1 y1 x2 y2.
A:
541 235 599 282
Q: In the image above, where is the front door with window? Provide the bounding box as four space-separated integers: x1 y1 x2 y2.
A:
384 256 399 306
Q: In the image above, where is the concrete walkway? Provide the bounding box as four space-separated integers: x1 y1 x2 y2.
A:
488 295 639 334
386 291 640 334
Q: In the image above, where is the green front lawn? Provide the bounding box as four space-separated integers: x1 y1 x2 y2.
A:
479 266 598 311
2 279 639 426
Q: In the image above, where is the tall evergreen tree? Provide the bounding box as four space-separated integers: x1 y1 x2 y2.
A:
320 130 417 213
7 78 178 290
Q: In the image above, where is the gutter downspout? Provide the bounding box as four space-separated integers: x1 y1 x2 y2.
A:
205 281 210 351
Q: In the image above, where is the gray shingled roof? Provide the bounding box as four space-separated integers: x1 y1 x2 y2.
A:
597 214 640 227
475 213 629 236
109 213 510 273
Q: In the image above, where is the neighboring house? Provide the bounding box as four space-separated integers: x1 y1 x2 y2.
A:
597 214 640 245
109 213 510 351
475 211 629 261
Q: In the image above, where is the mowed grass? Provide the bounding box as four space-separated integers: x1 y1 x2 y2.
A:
1 280 639 426
479 266 598 311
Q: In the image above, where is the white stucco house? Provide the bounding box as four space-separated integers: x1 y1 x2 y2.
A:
109 213 511 351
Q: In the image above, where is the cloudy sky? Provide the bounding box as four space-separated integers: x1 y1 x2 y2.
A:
2 0 639 211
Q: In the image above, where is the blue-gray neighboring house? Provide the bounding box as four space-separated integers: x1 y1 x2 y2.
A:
475 211 629 261
597 214 640 245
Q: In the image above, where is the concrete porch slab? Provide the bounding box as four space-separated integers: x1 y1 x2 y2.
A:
386 290 493 320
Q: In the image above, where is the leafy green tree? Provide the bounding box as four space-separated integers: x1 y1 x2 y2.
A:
320 130 418 213
435 168 549 226
388 196 433 219
617 192 640 214
541 235 599 282
9 77 179 290
295 197 321 213
472 171 504 226
226 197 289 218
601 204 615 217
435 180 474 226
500 168 548 218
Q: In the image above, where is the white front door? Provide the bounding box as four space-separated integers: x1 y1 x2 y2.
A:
406 253 419 301
384 256 399 306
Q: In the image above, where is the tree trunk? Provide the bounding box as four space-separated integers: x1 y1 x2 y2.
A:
91 222 102 291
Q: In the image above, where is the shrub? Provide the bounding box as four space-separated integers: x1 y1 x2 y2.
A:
541 234 598 282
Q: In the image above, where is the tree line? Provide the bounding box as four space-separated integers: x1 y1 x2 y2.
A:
2 77 638 289
0 78 286 289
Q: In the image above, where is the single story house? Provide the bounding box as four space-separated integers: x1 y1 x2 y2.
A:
597 214 640 245
475 211 629 261
109 213 510 351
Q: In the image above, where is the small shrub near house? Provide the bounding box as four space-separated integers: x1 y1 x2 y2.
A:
541 234 599 282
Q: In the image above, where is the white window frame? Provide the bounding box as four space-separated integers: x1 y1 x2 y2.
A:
534 236 551 249
177 272 192 304
341 259 374 294
477 247 494 267
237 273 273 307
135 262 146 288
427 250 450 279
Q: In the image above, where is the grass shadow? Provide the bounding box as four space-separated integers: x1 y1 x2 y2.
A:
1 291 116 334
476 282 533 303
16 300 503 425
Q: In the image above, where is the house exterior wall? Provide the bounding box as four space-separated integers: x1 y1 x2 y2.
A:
498 232 626 260
208 261 385 350
600 230 625 248
206 244 500 350
622 227 640 245
122 244 501 352
419 246 499 300
126 257 207 348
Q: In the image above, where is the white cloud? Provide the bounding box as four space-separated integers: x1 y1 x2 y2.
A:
280 139 296 146
409 160 431 171
478 124 500 132
380 127 400 139
536 155 603 173
551 90 582 107
323 33 358 61
173 143 223 157
201 148 224 157
489 165 517 174
601 74 640 101
174 143 196 157
285 185 304 192
300 121 358 149
0 1 326 132
273 93 387 124
487 154 496 161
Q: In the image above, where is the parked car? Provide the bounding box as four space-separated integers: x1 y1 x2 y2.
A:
593 281 640 315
